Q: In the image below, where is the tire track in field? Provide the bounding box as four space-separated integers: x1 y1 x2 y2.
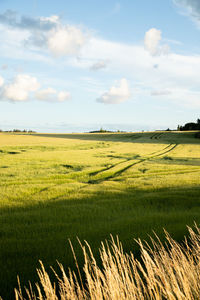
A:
89 132 169 179
88 143 177 184
88 141 172 179
144 142 172 156
28 142 177 196
88 134 150 176
88 159 128 176
34 143 179 200
150 132 164 140
152 144 177 158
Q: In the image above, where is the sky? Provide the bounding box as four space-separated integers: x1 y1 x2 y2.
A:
0 0 200 132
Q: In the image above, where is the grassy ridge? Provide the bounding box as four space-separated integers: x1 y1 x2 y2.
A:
0 131 200 299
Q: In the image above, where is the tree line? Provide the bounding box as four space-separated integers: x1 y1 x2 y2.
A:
0 129 36 133
177 119 200 131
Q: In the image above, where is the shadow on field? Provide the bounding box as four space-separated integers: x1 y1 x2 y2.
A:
30 131 200 145
0 184 200 299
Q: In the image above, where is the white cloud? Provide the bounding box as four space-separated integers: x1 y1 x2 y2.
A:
57 91 71 101
3 74 40 101
47 26 86 56
40 15 60 25
164 87 200 108
144 28 170 56
144 28 161 56
97 78 131 104
79 37 200 107
1 75 71 103
35 87 56 101
0 75 4 87
0 11 199 109
0 11 88 57
36 87 70 102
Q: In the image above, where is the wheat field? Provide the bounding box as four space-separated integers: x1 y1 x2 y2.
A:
15 224 200 300
0 131 199 298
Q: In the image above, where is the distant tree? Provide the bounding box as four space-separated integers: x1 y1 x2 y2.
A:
197 119 200 130
27 129 36 133
178 119 200 131
13 129 21 132
183 122 197 131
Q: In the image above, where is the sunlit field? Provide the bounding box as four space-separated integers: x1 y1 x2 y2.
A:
0 131 200 299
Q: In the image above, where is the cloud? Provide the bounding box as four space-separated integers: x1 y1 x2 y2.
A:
144 28 170 56
80 37 200 107
151 90 172 96
3 74 40 101
163 87 200 108
1 75 71 103
0 10 88 57
0 76 4 87
35 87 56 101
0 10 58 31
47 26 86 56
144 28 161 56
0 11 199 109
36 87 70 102
97 78 131 104
174 0 200 22
57 91 71 101
90 60 107 71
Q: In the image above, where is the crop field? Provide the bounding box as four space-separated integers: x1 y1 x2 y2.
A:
0 131 200 299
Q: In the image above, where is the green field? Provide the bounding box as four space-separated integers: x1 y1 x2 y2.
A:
0 131 200 299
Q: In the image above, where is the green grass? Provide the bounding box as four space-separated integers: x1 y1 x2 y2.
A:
0 131 200 299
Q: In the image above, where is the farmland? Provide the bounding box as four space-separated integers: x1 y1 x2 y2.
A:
0 131 200 299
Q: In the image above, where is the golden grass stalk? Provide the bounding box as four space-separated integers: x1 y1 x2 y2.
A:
15 224 200 300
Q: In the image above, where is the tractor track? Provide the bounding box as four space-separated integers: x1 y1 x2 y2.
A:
21 142 178 197
87 143 178 184
88 143 175 179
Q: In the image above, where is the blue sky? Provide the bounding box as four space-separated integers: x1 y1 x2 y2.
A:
0 0 200 132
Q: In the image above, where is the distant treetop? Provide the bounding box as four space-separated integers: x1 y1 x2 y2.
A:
0 129 36 133
177 119 200 131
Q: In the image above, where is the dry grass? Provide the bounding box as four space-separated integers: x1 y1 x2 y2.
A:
15 224 200 300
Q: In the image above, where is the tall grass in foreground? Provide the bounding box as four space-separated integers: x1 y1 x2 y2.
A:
15 224 200 300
